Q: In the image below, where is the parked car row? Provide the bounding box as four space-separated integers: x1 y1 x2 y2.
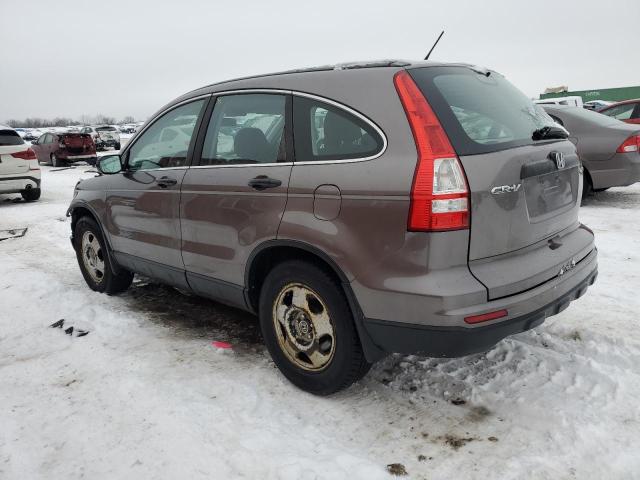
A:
11 123 142 145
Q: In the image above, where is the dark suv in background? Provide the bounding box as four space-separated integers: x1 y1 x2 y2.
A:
67 60 598 394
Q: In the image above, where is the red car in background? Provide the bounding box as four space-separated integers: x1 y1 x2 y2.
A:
31 132 97 167
598 99 640 125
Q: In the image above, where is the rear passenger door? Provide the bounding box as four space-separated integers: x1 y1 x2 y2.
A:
180 92 292 303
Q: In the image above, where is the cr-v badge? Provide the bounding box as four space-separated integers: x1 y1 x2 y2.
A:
491 184 521 195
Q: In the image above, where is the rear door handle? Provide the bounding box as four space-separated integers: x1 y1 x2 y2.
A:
248 175 282 191
156 176 177 188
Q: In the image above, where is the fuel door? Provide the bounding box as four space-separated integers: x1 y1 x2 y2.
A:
313 184 341 221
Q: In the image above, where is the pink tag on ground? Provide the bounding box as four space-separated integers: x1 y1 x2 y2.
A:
212 341 232 349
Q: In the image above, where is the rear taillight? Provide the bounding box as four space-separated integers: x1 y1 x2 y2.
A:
616 135 640 153
394 70 469 232
11 148 37 161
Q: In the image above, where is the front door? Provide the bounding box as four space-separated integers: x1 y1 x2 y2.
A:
103 98 208 285
180 93 292 301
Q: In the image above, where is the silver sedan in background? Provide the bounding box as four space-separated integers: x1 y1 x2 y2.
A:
543 105 640 196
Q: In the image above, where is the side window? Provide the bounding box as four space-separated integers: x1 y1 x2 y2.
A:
200 94 286 165
127 99 205 171
293 96 384 161
42 134 51 144
603 103 635 120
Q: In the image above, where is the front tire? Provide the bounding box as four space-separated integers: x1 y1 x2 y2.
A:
74 217 133 294
21 188 41 202
115 143 121 150
259 260 370 395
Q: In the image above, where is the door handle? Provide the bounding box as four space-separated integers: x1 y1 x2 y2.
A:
156 176 177 188
248 175 282 191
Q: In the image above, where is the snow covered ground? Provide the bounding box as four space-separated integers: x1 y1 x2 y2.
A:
1 167 639 480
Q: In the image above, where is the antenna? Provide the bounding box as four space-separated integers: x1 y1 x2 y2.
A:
424 30 445 61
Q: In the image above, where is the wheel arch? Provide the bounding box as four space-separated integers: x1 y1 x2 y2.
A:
69 203 121 274
245 240 386 362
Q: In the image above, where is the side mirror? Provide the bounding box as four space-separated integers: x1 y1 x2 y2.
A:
97 154 122 174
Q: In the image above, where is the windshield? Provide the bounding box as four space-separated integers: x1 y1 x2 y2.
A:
409 66 558 155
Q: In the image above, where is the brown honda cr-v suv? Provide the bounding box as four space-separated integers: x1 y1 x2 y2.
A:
67 60 598 394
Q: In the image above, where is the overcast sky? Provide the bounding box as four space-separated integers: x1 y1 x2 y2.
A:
1 0 638 122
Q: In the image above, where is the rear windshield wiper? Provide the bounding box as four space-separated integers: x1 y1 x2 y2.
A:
532 125 568 141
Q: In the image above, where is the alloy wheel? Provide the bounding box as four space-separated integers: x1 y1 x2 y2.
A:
272 283 336 371
81 230 105 283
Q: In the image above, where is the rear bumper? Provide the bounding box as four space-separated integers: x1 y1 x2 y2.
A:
360 246 598 357
59 154 97 162
0 174 41 193
589 152 640 189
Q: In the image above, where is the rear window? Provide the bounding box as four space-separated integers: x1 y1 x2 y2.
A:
409 67 557 155
96 126 117 132
0 129 24 146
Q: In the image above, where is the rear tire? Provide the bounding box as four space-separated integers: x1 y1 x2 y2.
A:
21 188 41 202
259 260 370 395
51 154 62 167
115 143 121 150
74 216 133 295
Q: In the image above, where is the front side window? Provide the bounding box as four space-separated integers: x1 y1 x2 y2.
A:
293 96 384 161
602 103 635 120
127 99 205 171
200 94 286 165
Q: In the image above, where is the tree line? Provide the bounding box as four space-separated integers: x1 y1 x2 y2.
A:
6 115 137 128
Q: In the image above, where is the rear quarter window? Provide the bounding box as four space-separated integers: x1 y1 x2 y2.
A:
0 130 25 146
292 96 384 161
409 67 557 155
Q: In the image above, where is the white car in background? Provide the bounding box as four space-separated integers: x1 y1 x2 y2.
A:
584 100 614 111
0 125 41 201
534 95 584 108
80 125 121 151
